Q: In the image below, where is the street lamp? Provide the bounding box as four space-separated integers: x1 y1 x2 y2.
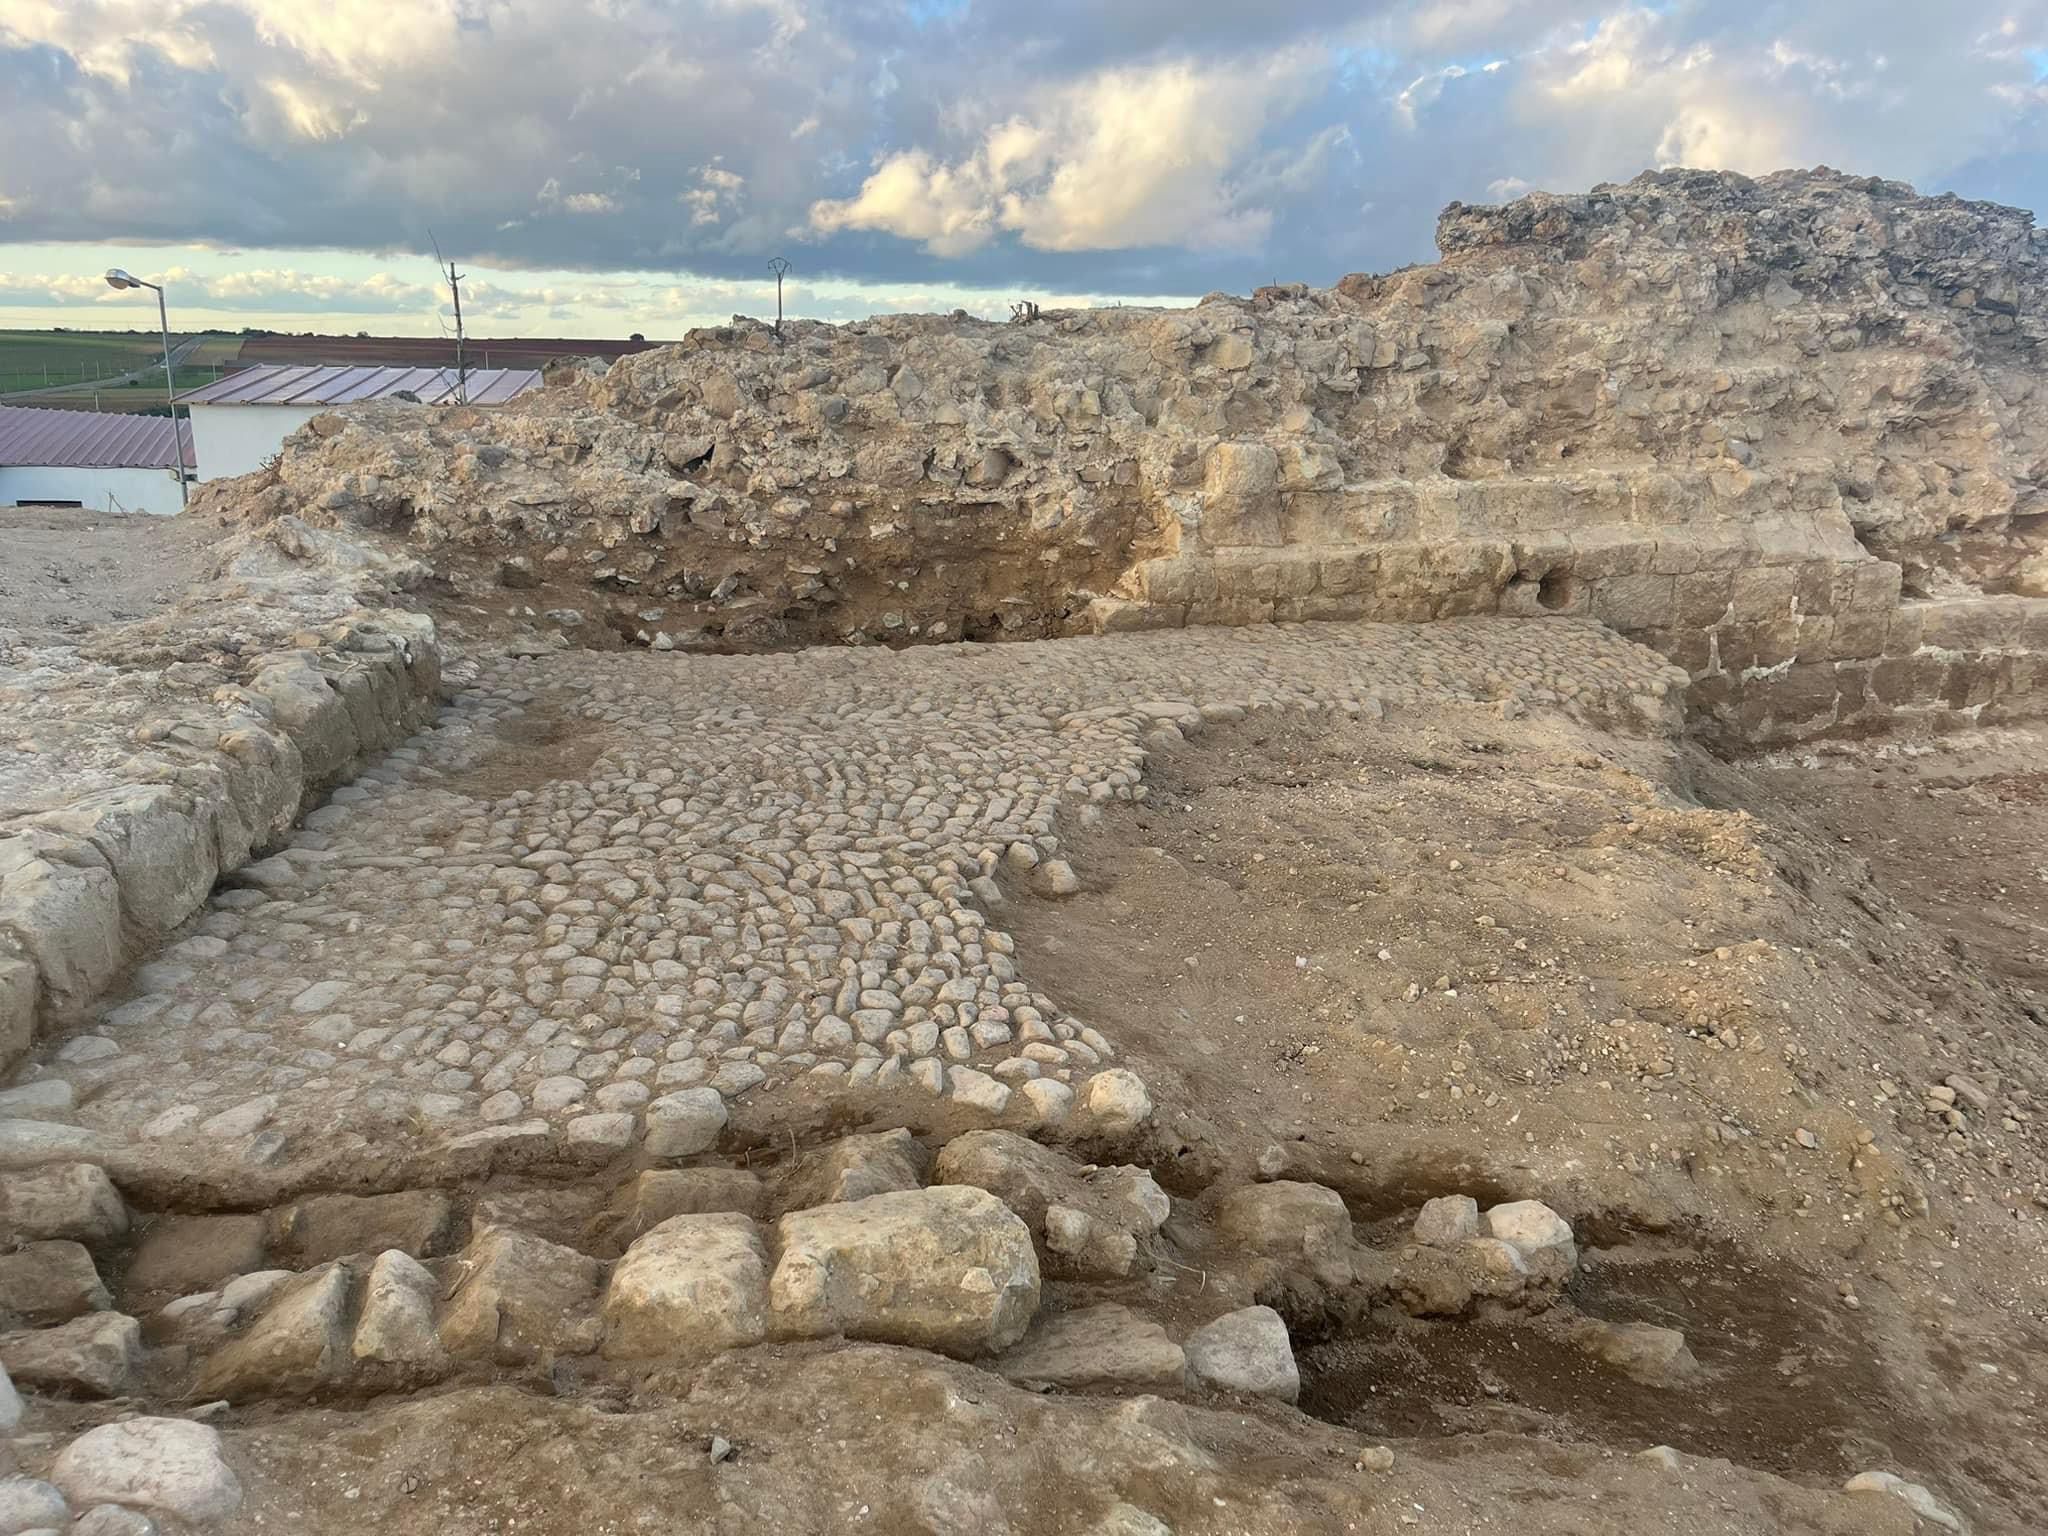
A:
104 268 188 506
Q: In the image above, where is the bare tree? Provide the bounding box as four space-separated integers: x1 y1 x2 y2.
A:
431 230 469 404
1009 300 1041 324
768 256 793 342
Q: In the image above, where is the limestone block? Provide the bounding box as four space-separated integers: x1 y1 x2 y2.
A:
770 1186 1040 1356
996 1304 1185 1392
0 1241 109 1326
265 1190 457 1267
0 1312 141 1396
1201 442 1283 547
1214 1181 1352 1259
0 1163 127 1246
602 1213 771 1360
51 1419 241 1527
350 1251 446 1373
1411 1195 1480 1247
1481 1200 1578 1272
438 1226 602 1365
196 1263 353 1398
1184 1305 1299 1401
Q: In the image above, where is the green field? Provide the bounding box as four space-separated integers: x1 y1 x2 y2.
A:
0 329 235 397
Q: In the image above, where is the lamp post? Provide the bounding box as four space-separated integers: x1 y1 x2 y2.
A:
103 268 188 506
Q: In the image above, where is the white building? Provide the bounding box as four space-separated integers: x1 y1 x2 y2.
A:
177 364 543 483
0 405 191 515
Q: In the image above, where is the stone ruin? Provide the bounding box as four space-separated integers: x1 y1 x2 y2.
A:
209 165 2046 746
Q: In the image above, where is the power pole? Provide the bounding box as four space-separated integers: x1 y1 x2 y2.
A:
768 256 792 343
431 231 469 404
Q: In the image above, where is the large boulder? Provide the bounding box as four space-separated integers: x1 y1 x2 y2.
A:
0 1163 126 1246
51 1419 241 1526
996 1305 1186 1392
0 1241 109 1326
196 1263 353 1398
602 1213 771 1360
780 1129 928 1210
438 1226 602 1365
350 1250 446 1374
932 1130 1170 1279
1214 1181 1352 1259
0 1312 140 1396
770 1186 1040 1356
1183 1305 1299 1402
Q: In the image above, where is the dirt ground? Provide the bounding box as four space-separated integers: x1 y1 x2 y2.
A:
993 707 2048 1531
0 505 216 647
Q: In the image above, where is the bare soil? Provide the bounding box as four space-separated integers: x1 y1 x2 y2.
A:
0 505 215 647
996 707 2048 1532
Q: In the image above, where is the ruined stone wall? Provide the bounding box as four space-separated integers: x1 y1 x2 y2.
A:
207 167 2047 744
0 521 443 1072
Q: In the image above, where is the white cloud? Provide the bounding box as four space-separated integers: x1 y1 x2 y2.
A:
682 162 747 225
809 51 1323 255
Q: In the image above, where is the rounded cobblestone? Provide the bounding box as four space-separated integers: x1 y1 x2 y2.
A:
10 620 1676 1159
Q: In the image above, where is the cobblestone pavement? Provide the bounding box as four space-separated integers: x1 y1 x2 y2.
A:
7 619 1684 1171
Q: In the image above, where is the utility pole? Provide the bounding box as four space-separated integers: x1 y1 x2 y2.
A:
768 256 792 342
432 231 469 403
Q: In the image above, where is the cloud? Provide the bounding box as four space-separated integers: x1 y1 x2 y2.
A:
809 52 1323 255
0 0 2040 310
0 264 438 314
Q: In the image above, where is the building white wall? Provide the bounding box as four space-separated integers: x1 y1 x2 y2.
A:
187 403 320 483
0 464 185 516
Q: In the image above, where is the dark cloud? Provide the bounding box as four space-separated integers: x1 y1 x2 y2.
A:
0 0 2041 303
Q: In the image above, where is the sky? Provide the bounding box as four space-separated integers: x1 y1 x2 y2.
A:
1 0 2044 339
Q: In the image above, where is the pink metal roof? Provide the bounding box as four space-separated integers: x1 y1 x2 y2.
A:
0 404 193 470
176 363 543 408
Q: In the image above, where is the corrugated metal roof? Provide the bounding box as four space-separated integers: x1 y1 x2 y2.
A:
175 363 543 408
0 404 193 470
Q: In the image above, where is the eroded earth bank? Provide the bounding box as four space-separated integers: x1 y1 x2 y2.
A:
2 167 2046 1536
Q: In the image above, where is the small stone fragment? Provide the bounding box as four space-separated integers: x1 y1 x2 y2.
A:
1842 1471 1964 1532
73 1508 158 1536
1412 1194 1479 1247
0 1477 68 1535
643 1088 729 1159
1081 1069 1152 1132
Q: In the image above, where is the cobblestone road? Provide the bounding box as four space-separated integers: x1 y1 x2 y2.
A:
6 620 1684 1172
